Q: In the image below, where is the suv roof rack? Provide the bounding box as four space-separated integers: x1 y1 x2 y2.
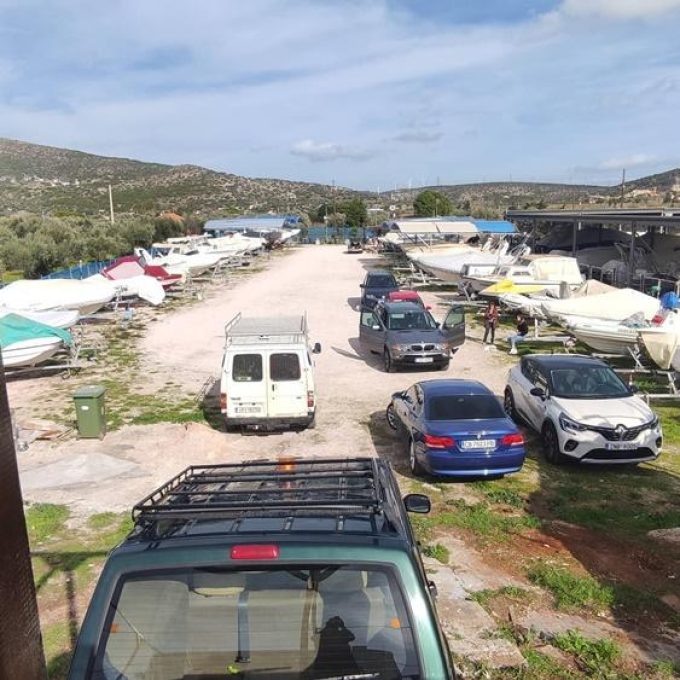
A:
132 458 401 535
224 312 308 346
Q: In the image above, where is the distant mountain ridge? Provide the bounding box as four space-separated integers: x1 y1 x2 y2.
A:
1 137 678 217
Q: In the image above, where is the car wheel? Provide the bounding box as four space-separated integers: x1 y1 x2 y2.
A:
386 403 399 431
542 422 564 465
409 438 425 476
504 388 518 421
383 349 395 373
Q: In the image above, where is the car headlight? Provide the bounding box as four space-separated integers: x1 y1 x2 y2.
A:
390 344 410 353
558 413 587 433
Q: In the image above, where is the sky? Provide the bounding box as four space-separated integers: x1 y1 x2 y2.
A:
1 0 680 190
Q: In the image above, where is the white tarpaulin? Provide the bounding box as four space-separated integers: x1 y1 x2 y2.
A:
542 288 660 322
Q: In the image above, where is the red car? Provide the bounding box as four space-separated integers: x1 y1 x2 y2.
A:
387 289 426 306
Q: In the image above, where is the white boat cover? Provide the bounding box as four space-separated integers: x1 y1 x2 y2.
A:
88 274 165 306
542 288 660 322
528 257 583 285
391 220 477 235
0 279 115 314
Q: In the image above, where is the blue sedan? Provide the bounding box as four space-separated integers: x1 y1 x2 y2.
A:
386 379 526 478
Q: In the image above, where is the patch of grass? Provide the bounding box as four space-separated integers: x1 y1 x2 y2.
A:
521 649 577 680
650 660 680 678
43 621 72 680
552 629 621 674
471 585 532 609
477 482 526 508
422 543 450 564
26 504 70 544
434 499 540 541
527 561 614 612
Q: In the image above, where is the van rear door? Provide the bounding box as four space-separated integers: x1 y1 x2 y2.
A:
267 351 306 418
227 352 268 418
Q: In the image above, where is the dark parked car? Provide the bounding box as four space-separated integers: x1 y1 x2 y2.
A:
387 379 526 478
359 300 465 372
67 458 456 680
360 269 399 308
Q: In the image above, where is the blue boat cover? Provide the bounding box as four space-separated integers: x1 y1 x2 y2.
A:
472 220 516 234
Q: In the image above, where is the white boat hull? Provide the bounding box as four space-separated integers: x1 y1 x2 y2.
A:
2 337 64 368
0 280 115 315
0 308 79 329
568 327 639 355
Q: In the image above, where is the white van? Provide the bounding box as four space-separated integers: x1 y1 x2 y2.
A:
220 313 321 431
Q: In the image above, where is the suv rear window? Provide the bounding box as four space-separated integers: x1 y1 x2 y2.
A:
232 354 263 382
93 565 420 680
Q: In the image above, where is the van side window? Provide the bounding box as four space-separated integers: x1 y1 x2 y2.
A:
270 353 301 381
232 354 263 382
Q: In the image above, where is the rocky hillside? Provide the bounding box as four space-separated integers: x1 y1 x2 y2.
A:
0 138 365 217
1 137 678 218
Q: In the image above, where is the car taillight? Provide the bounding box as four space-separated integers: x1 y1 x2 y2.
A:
231 545 279 560
501 433 524 446
220 392 227 412
424 434 455 449
307 390 314 408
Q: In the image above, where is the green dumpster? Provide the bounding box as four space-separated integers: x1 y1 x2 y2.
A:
73 385 107 438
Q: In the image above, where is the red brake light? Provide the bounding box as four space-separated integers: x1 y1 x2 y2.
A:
307 390 314 408
501 433 524 446
231 545 279 560
220 392 227 412
424 434 455 449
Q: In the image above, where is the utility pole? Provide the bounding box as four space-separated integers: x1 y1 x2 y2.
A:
620 169 626 208
108 184 115 225
0 353 47 680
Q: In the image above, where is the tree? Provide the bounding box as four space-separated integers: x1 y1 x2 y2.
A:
413 190 452 217
342 198 367 229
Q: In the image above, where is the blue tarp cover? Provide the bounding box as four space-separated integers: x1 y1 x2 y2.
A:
0 313 72 348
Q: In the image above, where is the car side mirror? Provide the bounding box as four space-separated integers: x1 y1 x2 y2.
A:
629 384 639 394
360 283 366 288
313 342 322 354
403 493 430 514
530 387 546 399
425 305 432 311
435 321 441 328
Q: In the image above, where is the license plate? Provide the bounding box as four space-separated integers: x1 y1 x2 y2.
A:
235 406 260 414
605 442 637 451
462 439 496 450
414 357 433 363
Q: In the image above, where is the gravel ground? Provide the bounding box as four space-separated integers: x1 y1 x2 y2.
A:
16 244 511 513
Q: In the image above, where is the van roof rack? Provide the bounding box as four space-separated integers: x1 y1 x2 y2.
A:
132 458 402 535
224 313 308 346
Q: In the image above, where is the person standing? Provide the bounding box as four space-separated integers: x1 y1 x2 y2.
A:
482 301 499 345
507 314 529 355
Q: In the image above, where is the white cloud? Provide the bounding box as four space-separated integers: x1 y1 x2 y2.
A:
290 140 372 163
560 0 680 20
599 154 658 170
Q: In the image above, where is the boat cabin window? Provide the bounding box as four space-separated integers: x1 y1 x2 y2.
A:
270 353 301 381
232 354 263 382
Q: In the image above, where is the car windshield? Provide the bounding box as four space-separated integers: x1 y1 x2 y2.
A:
427 394 505 420
550 366 631 399
368 275 396 288
92 565 420 680
387 311 436 331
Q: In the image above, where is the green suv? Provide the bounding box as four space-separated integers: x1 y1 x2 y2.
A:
68 458 455 680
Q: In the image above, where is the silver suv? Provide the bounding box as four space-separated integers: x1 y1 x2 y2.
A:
504 354 662 464
359 300 465 372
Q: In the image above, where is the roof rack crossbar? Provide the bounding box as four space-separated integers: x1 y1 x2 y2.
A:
180 471 373 484
178 458 374 471
167 485 375 497
137 498 380 511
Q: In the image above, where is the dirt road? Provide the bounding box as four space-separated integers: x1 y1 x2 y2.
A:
18 244 509 513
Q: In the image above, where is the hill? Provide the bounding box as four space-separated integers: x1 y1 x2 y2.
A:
1 137 679 218
0 138 364 217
